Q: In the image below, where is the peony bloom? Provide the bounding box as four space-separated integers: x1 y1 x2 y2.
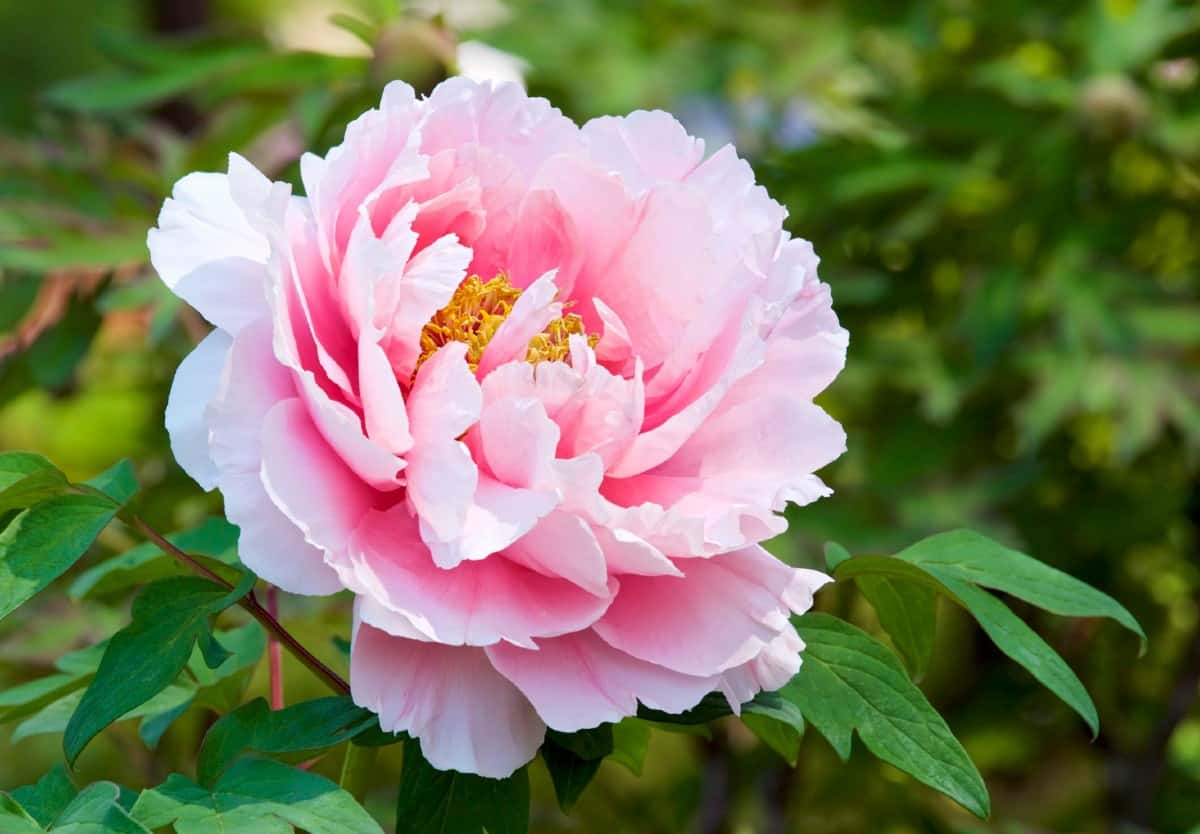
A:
155 78 847 777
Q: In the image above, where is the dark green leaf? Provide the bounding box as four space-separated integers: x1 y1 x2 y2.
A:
69 518 240 600
63 575 253 764
541 742 602 812
395 737 529 834
197 696 376 787
897 530 1146 649
9 767 77 828
855 574 937 679
132 759 383 834
0 495 116 621
790 613 989 818
541 726 613 811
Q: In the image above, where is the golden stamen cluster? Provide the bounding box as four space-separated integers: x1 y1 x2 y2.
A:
414 274 598 378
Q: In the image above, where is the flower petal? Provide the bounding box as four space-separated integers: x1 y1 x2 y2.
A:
164 329 230 490
351 617 545 778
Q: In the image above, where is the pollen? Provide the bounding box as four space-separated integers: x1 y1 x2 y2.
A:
414 273 598 378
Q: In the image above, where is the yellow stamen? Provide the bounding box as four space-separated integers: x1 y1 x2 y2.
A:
414 273 598 378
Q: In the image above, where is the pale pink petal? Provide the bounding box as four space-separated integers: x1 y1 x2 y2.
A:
406 341 482 442
502 511 609 596
164 329 230 490
718 623 805 710
581 110 706 193
424 477 556 568
259 399 375 554
592 546 826 676
348 506 613 647
206 320 340 595
488 629 716 732
351 619 545 778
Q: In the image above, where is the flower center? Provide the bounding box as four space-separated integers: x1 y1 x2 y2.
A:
414 273 596 377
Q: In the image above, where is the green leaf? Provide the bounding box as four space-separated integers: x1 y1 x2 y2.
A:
2 781 149 833
824 540 852 571
131 759 383 834
14 685 194 744
790 613 989 818
0 495 117 622
0 469 69 515
541 727 613 811
0 452 58 490
609 719 651 775
69 518 239 600
743 713 802 765
83 461 139 507
395 737 529 834
50 782 150 833
855 574 937 679
939 578 1099 736
63 575 253 764
9 767 77 828
897 530 1146 649
197 696 376 787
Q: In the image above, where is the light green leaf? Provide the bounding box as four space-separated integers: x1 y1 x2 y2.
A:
0 468 69 516
131 759 383 834
0 495 117 622
395 737 529 834
63 575 253 764
790 613 989 818
83 461 139 507
609 718 651 775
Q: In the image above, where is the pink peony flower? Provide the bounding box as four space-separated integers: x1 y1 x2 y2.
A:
155 78 847 777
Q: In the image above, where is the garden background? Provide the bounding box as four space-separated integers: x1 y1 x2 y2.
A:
0 1 1197 832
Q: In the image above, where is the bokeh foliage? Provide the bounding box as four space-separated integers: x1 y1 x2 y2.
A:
0 0 1196 832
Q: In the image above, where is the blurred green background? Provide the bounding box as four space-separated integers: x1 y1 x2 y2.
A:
0 1 1197 832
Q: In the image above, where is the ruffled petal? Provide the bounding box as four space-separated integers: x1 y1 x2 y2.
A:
351 618 545 778
488 629 715 732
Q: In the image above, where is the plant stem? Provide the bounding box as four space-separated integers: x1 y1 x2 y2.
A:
129 516 351 697
267 586 285 709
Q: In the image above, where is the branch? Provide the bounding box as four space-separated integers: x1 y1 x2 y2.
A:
130 516 351 697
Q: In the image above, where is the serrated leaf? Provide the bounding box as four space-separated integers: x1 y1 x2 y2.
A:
63 575 253 764
790 613 989 818
197 696 376 787
131 759 383 834
0 495 117 622
855 574 937 679
395 737 529 834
